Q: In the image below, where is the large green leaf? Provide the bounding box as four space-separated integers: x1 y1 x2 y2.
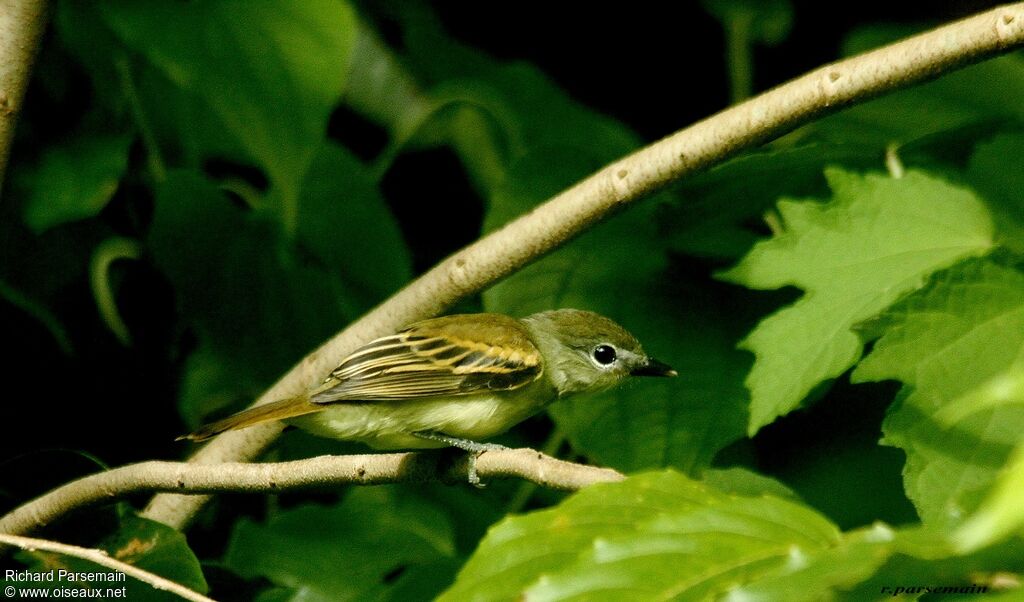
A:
439 470 838 601
483 149 749 473
853 260 1024 529
721 169 994 434
225 487 456 601
99 0 356 230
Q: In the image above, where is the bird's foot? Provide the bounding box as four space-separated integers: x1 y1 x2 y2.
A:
412 431 507 488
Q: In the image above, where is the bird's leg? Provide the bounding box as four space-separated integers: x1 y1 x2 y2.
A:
412 431 507 487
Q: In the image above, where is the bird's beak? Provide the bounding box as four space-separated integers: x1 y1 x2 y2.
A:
631 358 677 377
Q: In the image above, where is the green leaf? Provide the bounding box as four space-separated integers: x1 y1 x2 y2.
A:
483 148 749 473
701 467 799 500
294 143 411 316
721 169 994 434
341 24 431 139
177 340 258 429
957 440 1024 552
439 470 839 601
20 133 131 233
225 487 456 601
966 132 1024 250
853 260 1024 529
17 515 207 601
100 0 357 230
666 143 882 259
730 525 955 601
149 171 347 419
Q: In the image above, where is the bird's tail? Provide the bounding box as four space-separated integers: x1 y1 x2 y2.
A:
177 396 321 442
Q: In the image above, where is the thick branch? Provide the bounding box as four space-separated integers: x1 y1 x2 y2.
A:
0 449 623 536
0 533 214 602
0 0 48 189
142 4 1024 528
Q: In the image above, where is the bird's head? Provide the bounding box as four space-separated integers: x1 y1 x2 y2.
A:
522 309 676 396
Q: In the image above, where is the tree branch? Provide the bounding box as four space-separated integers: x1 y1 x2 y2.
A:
0 449 623 536
0 533 214 602
0 0 48 190
140 3 1024 528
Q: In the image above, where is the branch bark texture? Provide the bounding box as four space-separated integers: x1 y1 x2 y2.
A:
0 534 215 602
0 0 48 189
1 450 623 536
142 4 1024 528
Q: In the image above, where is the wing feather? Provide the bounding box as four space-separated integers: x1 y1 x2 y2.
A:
311 314 543 404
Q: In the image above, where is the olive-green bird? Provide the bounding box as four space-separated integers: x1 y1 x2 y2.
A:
181 309 675 484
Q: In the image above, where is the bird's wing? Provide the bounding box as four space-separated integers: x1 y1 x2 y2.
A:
310 313 544 404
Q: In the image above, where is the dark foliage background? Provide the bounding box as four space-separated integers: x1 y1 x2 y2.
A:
3 1 1023 600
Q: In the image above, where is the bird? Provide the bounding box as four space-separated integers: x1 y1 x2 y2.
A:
179 309 676 484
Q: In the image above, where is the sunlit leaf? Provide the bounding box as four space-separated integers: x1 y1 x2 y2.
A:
854 260 1024 529
440 470 838 601
722 169 994 434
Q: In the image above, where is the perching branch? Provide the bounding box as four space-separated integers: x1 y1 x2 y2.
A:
0 533 215 602
0 449 623 536
0 0 49 190
136 3 1024 530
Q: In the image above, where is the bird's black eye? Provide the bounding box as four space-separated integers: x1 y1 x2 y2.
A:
593 345 617 365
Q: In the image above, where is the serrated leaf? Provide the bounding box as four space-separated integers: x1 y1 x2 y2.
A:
99 0 356 228
225 488 455 602
853 260 1024 529
439 470 839 602
20 133 131 233
665 143 881 259
483 148 748 473
722 169 994 434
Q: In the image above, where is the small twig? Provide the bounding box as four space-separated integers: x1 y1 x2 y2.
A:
0 533 215 602
0 449 624 536
505 430 567 514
